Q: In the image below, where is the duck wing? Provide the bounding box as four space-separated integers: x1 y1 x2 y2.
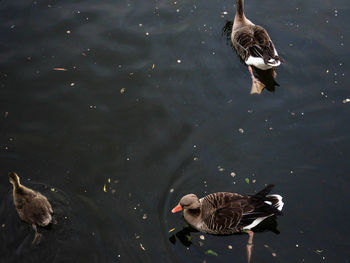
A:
238 185 284 230
201 185 284 234
201 192 250 234
22 193 53 226
233 25 283 66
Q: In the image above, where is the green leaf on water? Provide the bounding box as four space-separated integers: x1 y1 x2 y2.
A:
186 235 191 242
245 178 250 184
205 249 218 256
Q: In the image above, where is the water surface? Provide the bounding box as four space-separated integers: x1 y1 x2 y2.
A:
1 0 350 262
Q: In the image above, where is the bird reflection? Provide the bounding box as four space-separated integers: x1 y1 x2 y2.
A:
169 216 280 263
169 226 198 246
222 20 280 94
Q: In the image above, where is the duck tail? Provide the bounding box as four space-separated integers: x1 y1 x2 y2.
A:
251 184 284 215
252 184 275 200
266 194 284 212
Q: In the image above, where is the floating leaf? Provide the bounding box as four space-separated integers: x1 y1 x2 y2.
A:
169 228 175 233
103 184 107 192
53 68 67 71
186 235 191 242
205 249 218 256
245 178 250 184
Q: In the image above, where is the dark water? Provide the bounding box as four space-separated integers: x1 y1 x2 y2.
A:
1 0 350 262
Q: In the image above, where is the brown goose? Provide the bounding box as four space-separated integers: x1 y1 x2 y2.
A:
232 0 283 94
9 172 55 244
171 184 283 235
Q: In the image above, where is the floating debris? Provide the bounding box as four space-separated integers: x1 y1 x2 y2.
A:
252 179 256 183
50 188 56 192
199 235 205 240
53 68 67 71
205 249 218 256
272 252 277 257
177 59 181 64
169 228 175 233
142 214 147 220
140 243 146 251
70 82 75 87
342 98 350 104
103 184 107 192
152 64 155 69
230 172 236 177
194 157 199 161
108 178 111 183
217 166 224 172
169 188 174 193
238 128 244 134
66 30 71 34
245 178 250 184
120 88 126 94
228 245 232 249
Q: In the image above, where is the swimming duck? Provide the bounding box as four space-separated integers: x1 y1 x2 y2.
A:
172 184 283 241
9 172 55 244
231 0 283 94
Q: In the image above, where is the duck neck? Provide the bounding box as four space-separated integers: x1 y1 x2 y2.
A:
236 0 244 18
11 180 22 193
184 208 201 225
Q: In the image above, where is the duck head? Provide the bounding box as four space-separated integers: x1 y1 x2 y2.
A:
172 194 200 213
8 172 20 186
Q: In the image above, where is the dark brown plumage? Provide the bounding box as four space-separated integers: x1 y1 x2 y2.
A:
231 0 283 94
171 184 283 235
9 172 55 244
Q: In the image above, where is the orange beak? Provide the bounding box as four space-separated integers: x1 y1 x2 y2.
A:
171 204 183 213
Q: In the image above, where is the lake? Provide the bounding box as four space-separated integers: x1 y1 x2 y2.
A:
1 0 350 262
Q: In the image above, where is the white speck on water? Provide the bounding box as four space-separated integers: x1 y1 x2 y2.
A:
177 59 181 64
170 188 174 193
231 172 236 177
238 128 244 134
142 214 147 220
342 98 350 104
199 235 205 240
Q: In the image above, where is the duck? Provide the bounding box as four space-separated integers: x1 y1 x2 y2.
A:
9 172 56 244
171 184 283 242
231 0 283 94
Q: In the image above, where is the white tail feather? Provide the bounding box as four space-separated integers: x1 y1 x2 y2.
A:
267 194 284 211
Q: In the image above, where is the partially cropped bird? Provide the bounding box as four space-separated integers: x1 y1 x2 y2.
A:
9 172 56 244
172 184 283 261
231 0 283 94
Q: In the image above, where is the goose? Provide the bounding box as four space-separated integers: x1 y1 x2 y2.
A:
231 0 283 94
9 172 56 244
172 184 283 261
